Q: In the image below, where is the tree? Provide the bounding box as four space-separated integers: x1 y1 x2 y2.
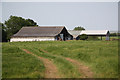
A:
0 22 7 42
74 26 85 30
26 19 38 26
79 34 88 40
5 15 38 40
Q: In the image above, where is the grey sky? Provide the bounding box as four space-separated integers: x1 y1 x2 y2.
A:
2 2 118 31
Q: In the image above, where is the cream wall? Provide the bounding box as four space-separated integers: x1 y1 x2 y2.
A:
10 37 55 42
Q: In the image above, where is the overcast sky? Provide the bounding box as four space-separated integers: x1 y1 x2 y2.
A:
2 2 118 31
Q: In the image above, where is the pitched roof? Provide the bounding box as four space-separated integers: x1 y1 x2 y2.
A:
80 30 109 35
68 30 81 38
13 26 65 37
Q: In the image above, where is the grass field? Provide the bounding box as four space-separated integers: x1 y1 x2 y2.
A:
2 40 118 78
98 36 119 40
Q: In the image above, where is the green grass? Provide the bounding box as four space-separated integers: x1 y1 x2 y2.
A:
0 43 2 80
98 36 119 40
2 44 45 78
2 40 118 78
45 41 118 78
21 46 81 78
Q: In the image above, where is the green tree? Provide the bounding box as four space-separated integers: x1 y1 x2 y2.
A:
0 22 7 42
26 19 38 26
79 34 88 40
5 15 38 40
74 26 85 30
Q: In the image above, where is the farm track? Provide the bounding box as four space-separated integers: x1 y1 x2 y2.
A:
22 49 60 78
40 48 93 78
65 58 93 78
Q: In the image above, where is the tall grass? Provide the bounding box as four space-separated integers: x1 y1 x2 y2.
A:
24 47 81 78
2 44 45 78
2 40 118 78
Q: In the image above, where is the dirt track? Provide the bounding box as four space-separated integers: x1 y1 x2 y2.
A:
22 48 93 78
22 49 60 78
65 57 93 78
40 48 94 78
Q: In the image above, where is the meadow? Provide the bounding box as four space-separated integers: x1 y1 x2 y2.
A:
2 40 118 78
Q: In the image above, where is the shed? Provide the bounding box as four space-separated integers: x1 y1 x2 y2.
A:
10 26 73 42
68 30 110 40
80 30 110 40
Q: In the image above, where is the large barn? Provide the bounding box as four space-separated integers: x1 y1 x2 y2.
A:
68 30 110 40
10 26 73 42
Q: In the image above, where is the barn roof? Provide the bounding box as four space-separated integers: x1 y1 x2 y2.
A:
12 26 65 37
80 30 109 35
68 30 81 38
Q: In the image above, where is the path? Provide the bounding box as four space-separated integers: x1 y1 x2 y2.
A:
65 58 93 78
22 49 60 78
40 48 93 78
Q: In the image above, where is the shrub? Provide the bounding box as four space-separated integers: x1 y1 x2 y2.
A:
79 34 88 40
110 33 117 36
87 36 99 40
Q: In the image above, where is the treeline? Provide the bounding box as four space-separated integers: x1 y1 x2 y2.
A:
1 15 38 42
110 33 120 36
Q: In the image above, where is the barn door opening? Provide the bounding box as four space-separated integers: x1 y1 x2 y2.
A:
60 34 64 41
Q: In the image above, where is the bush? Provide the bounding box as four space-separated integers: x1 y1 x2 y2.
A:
87 36 99 40
79 34 88 40
110 33 117 36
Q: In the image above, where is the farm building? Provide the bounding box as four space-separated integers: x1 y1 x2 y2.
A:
68 30 110 40
68 30 81 40
10 26 73 42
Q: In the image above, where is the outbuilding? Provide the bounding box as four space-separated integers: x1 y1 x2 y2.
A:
80 30 110 40
68 30 110 40
10 26 73 42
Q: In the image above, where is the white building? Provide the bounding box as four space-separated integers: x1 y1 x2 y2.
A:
68 30 110 40
10 26 73 42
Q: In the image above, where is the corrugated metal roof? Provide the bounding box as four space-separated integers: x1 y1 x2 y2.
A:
80 30 109 35
68 30 81 38
68 30 109 38
13 26 65 37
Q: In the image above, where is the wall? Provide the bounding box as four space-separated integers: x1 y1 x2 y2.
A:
10 37 55 42
56 27 73 41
